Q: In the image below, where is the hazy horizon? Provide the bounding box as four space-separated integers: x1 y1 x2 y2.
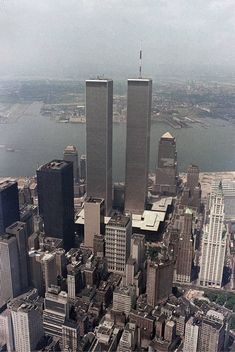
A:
1 0 235 80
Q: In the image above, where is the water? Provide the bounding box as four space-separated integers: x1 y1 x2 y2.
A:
0 102 234 181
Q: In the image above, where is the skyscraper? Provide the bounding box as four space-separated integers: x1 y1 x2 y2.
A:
105 214 132 276
86 79 113 215
155 132 178 195
146 249 174 307
9 296 44 352
43 286 69 338
80 154 86 181
0 309 14 352
200 182 227 288
175 208 194 283
62 320 79 352
125 78 152 214
84 197 105 251
37 160 74 250
198 313 225 352
6 221 29 291
183 317 201 352
0 234 21 303
0 180 20 234
63 145 79 183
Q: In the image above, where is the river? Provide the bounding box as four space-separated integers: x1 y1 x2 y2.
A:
0 102 234 181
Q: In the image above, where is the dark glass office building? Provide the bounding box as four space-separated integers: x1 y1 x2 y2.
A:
0 180 20 234
86 79 113 215
125 79 152 214
37 160 74 250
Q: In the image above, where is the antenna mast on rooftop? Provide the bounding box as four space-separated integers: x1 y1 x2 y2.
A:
139 43 142 78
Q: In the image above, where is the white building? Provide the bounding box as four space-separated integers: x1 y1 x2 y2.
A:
0 309 14 352
113 285 136 317
10 301 43 352
105 214 132 276
200 182 227 288
183 317 200 352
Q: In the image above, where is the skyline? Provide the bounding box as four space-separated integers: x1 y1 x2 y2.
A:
0 0 235 79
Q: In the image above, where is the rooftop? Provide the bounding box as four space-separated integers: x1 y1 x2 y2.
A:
85 196 104 205
86 79 112 84
38 160 71 171
0 180 16 191
151 197 173 212
161 131 174 139
132 210 165 231
75 209 110 225
64 145 78 154
128 78 152 83
185 208 193 215
0 234 15 244
107 214 130 228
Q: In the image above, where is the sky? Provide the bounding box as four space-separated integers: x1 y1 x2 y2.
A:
0 0 235 79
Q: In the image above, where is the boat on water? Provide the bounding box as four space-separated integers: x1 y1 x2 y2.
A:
6 147 15 152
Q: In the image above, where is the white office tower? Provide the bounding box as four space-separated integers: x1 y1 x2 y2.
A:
113 285 136 317
0 309 14 352
200 182 227 288
84 197 105 251
183 317 200 352
43 286 69 338
10 301 43 352
105 214 132 276
41 252 57 292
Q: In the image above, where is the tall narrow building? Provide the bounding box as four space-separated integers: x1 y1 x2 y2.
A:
146 248 174 307
6 221 29 291
9 295 44 352
86 79 113 215
155 132 178 196
105 214 132 276
63 145 79 183
125 78 152 215
80 155 86 181
175 208 194 283
37 160 74 250
0 180 20 234
0 234 21 303
200 182 227 288
84 197 105 251
183 317 201 352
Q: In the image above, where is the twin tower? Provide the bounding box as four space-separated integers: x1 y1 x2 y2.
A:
86 78 152 216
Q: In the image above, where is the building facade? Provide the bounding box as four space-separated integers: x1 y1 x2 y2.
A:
155 132 178 196
0 181 20 234
175 208 194 283
37 160 74 250
105 214 132 276
63 145 79 183
84 197 105 250
125 78 152 215
86 79 113 215
0 235 21 303
183 317 200 352
10 300 44 352
6 221 29 292
200 183 227 288
146 254 174 307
